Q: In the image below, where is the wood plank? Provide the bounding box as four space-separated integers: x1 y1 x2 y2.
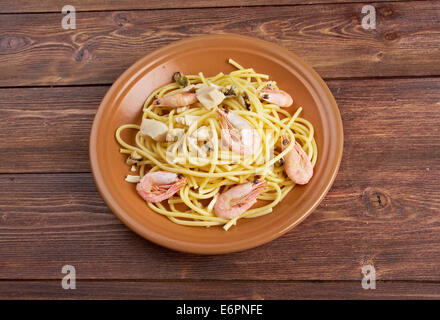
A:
0 78 439 281
1 78 439 173
0 86 108 173
0 0 414 13
0 1 439 86
0 280 439 299
0 166 438 281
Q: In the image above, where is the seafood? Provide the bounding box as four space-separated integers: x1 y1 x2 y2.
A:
280 135 313 185
214 179 266 219
173 72 189 87
259 89 293 108
136 171 187 202
196 85 226 109
216 108 261 156
152 93 198 107
140 118 168 141
238 92 251 110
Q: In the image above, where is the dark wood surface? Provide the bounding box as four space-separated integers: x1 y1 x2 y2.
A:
0 0 421 13
0 0 439 299
1 1 440 87
1 281 439 300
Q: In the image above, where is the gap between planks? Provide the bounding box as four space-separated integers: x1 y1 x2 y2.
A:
1 74 440 90
1 279 440 284
0 0 430 15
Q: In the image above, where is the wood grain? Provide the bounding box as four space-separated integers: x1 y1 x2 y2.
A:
1 0 439 299
0 86 107 173
1 78 438 282
1 78 438 173
0 280 439 299
0 0 417 13
0 1 439 86
0 162 438 281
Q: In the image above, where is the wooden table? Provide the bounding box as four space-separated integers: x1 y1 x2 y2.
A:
0 0 439 300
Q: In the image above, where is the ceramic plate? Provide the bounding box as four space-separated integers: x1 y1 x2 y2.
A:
90 34 343 254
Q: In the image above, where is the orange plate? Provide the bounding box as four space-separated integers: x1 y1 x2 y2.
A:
90 34 343 254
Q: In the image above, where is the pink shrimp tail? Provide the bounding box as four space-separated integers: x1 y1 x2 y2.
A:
152 93 198 107
291 145 313 185
214 179 266 219
136 174 187 202
281 135 313 185
217 109 260 156
259 89 293 108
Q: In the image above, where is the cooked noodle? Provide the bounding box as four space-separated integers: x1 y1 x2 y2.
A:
116 59 317 230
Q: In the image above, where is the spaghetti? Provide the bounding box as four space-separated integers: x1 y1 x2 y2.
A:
115 59 317 230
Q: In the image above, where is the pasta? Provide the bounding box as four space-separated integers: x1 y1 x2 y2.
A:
115 59 317 231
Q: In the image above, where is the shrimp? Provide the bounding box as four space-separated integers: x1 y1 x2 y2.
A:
214 179 266 219
216 108 261 156
280 135 313 185
136 171 187 202
259 89 293 108
152 93 198 107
